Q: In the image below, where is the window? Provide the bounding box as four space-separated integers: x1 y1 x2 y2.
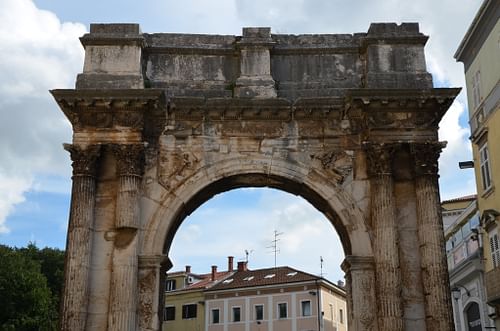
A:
287 271 297 277
223 278 233 284
264 274 275 279
165 279 176 292
278 303 287 319
232 307 241 322
182 304 197 319
301 300 312 316
472 70 482 109
212 309 220 324
164 306 175 321
339 308 344 324
255 305 264 321
490 233 500 268
243 276 254 281
479 143 492 191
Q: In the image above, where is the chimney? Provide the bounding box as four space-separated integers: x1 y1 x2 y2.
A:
185 265 191 274
228 256 234 271
237 261 248 272
211 265 217 281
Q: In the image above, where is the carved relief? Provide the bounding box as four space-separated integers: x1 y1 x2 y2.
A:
138 270 155 329
63 144 102 177
110 144 146 177
311 149 353 183
158 137 200 190
410 142 446 176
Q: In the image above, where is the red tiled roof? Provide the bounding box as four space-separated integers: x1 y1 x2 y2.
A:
185 271 234 290
442 194 477 204
206 266 326 291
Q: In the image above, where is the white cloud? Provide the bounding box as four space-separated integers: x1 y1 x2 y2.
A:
0 0 86 232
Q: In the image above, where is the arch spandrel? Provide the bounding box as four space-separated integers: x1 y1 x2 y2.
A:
140 151 372 258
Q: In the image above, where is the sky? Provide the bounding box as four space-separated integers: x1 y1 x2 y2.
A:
0 0 483 282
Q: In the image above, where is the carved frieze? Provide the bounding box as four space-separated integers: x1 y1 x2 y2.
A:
110 144 146 177
64 144 102 177
410 141 446 176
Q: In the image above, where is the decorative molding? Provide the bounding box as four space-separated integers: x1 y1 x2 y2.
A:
63 144 102 177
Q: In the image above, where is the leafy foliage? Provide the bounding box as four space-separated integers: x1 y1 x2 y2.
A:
0 244 65 331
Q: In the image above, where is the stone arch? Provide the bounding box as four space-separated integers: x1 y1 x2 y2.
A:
142 157 373 259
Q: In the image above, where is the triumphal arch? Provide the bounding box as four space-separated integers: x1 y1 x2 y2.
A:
52 23 459 331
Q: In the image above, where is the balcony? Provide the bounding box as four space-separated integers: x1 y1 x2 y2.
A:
485 266 500 306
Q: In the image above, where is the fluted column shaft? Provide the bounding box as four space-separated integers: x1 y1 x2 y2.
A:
342 256 379 331
365 144 403 330
108 144 145 331
412 143 454 331
60 144 101 331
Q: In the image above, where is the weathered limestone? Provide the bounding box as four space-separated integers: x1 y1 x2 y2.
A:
108 144 145 331
342 256 379 331
365 143 404 330
51 23 460 331
60 144 101 331
411 142 454 331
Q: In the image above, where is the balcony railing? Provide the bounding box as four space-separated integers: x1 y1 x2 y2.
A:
485 266 500 306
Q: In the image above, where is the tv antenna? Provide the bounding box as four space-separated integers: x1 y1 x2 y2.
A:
244 249 254 263
267 230 283 268
320 256 324 278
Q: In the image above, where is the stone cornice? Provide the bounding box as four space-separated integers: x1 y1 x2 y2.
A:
346 88 461 130
50 89 165 130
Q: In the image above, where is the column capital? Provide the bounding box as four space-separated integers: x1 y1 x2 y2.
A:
138 255 169 269
110 143 145 177
410 141 446 176
64 143 101 177
341 255 375 273
363 142 400 176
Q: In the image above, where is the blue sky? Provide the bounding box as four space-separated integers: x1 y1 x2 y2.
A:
0 0 482 282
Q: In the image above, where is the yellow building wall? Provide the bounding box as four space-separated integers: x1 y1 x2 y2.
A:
465 20 500 116
163 290 205 331
465 18 500 273
321 288 347 331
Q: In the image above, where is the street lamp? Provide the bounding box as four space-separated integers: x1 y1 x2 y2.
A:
451 285 470 300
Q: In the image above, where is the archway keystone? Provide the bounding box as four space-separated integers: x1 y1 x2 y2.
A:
52 23 459 331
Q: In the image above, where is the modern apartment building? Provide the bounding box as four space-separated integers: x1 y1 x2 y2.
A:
204 262 347 331
442 196 495 330
455 0 500 328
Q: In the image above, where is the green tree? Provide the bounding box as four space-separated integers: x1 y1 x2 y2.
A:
0 244 65 331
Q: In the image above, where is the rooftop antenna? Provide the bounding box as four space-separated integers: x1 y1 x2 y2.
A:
320 256 324 278
267 230 283 268
245 249 254 263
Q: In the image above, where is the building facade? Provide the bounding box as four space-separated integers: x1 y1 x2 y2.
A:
455 0 500 328
205 263 347 331
163 258 234 331
442 196 495 330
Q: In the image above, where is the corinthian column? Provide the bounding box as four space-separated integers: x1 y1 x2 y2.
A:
365 143 403 330
60 144 101 331
108 144 145 331
411 142 454 331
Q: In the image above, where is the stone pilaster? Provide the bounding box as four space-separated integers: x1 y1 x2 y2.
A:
365 143 404 330
60 144 101 331
108 144 145 331
411 142 454 331
342 256 379 331
138 255 168 331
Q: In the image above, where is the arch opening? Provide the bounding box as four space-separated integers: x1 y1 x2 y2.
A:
161 173 353 258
